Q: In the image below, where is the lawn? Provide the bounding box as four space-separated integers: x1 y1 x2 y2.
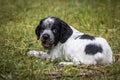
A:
0 0 120 79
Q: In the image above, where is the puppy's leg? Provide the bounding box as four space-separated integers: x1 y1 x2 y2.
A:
27 50 50 59
58 62 74 66
58 61 81 66
58 58 81 66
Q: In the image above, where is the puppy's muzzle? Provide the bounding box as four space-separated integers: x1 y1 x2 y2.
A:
42 34 50 41
41 34 53 49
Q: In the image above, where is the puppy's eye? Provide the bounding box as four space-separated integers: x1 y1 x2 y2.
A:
41 27 45 31
52 29 57 33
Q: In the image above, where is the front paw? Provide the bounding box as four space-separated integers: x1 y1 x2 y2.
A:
27 50 43 58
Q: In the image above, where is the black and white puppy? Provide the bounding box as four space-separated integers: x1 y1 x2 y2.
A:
28 17 113 65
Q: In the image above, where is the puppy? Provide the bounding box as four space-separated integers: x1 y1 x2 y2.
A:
28 17 113 65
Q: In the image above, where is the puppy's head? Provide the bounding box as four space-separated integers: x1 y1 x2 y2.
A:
35 17 73 50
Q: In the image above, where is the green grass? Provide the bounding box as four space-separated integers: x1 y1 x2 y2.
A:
0 0 120 79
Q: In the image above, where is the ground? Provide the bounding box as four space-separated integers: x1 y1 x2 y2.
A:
0 0 120 80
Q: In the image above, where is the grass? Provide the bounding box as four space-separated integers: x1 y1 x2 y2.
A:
0 0 120 79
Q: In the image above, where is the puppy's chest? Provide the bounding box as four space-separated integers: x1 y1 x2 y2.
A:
49 43 64 59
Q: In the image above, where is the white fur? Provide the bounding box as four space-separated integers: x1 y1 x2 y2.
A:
43 17 54 26
28 26 113 65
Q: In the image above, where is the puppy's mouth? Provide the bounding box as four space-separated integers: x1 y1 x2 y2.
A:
41 41 53 49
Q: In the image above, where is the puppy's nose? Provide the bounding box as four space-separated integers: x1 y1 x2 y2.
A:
42 34 50 40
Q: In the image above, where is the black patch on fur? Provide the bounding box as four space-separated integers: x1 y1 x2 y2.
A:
59 22 73 43
75 35 81 39
51 20 61 46
35 18 45 40
85 44 103 55
35 25 41 40
80 34 95 40
52 17 73 43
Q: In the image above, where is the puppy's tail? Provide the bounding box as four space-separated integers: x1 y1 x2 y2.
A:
95 52 114 65
94 52 104 64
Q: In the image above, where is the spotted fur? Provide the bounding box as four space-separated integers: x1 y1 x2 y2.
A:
28 17 114 65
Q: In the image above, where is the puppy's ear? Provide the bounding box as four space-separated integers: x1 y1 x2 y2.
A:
35 18 45 40
60 21 73 43
35 25 41 40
